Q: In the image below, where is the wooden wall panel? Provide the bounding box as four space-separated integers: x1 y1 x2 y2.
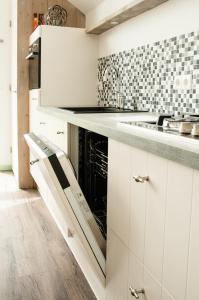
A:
32 0 48 15
17 0 34 188
15 0 85 189
60 0 85 28
48 0 63 7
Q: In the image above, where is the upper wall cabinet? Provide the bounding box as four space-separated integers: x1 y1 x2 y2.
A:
86 0 168 34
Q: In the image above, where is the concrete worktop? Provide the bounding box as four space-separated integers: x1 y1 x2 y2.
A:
38 106 199 170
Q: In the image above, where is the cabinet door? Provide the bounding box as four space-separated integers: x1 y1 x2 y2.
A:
162 289 175 300
106 229 129 300
162 161 193 300
107 139 131 246
143 269 162 300
186 170 199 300
129 152 167 300
129 147 148 262
128 249 162 300
128 251 145 300
144 154 167 282
29 90 40 133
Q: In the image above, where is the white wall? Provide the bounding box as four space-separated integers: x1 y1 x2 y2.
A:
0 0 12 170
92 0 199 58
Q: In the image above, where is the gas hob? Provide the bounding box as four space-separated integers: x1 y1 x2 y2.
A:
121 114 199 140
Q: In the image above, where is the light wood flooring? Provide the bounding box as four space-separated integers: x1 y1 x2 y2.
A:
0 172 96 300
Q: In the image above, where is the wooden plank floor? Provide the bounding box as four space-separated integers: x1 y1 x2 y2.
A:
0 172 96 300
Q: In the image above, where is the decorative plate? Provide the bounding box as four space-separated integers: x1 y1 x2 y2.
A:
45 5 67 26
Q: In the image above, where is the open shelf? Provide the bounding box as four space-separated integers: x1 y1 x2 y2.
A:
86 0 168 35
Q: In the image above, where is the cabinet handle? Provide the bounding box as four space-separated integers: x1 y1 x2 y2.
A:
0 39 4 43
68 228 73 238
133 175 149 183
129 287 145 299
30 159 39 165
57 131 64 135
40 122 46 125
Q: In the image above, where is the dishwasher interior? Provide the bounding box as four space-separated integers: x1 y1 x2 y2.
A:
69 125 108 239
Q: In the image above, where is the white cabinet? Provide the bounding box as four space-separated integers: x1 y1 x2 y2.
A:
48 117 68 153
186 170 199 300
128 252 145 300
162 162 193 300
107 140 131 246
30 26 98 107
29 90 41 134
107 139 199 300
29 91 68 154
162 289 175 300
144 154 167 283
129 147 148 262
106 229 129 300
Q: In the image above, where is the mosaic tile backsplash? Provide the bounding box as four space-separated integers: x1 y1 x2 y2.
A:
98 30 199 115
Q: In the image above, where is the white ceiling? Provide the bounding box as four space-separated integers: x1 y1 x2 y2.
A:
69 0 103 13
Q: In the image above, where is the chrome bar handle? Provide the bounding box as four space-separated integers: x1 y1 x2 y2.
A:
129 287 145 299
0 39 4 43
57 131 64 135
133 176 149 183
30 159 39 165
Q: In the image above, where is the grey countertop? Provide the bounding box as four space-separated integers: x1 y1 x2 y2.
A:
38 106 199 170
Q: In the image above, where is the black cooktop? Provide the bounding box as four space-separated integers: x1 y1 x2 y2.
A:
59 106 149 114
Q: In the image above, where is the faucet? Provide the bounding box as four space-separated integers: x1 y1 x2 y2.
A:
103 64 125 109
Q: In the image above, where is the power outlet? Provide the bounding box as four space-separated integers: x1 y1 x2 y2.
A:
174 74 193 91
98 81 103 91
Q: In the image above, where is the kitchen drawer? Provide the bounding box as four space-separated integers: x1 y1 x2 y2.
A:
29 89 40 102
38 114 68 154
29 90 40 133
50 118 68 154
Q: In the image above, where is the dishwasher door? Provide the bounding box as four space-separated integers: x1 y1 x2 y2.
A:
24 133 106 299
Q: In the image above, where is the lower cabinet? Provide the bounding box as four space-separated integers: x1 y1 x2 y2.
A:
28 100 199 300
106 229 129 300
29 93 68 154
186 170 199 300
107 139 199 300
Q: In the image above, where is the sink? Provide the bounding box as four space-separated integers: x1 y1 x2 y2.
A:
59 106 149 114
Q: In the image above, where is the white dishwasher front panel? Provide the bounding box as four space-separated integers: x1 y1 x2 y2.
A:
24 133 106 299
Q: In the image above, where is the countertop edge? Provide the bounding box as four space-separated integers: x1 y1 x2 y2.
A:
37 106 199 171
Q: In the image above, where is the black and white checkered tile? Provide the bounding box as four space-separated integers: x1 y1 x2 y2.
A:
98 30 199 115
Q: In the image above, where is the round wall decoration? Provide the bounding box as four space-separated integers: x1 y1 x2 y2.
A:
45 5 68 26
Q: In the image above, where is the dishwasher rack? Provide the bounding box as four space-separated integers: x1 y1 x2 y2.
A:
78 128 108 239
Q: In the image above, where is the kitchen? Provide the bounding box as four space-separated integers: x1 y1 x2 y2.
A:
1 0 199 299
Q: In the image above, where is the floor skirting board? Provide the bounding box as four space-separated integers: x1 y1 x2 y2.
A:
0 165 12 171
